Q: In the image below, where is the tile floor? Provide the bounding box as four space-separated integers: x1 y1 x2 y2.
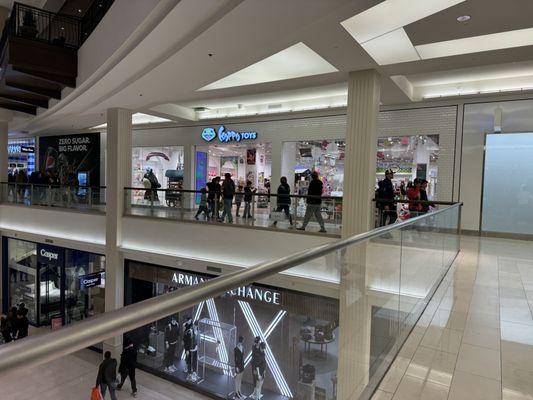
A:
373 235 533 400
0 348 209 400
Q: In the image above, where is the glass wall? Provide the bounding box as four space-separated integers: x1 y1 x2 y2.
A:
4 237 105 327
282 140 345 196
482 133 533 235
376 135 440 199
125 261 339 400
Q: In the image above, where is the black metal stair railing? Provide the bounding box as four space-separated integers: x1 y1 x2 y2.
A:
0 0 115 51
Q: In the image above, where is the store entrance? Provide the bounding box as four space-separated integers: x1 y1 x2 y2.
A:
195 142 272 192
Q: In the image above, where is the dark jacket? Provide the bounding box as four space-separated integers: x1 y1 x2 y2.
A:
96 358 117 386
377 178 395 209
244 186 254 202
222 179 236 200
277 183 291 205
234 344 245 373
14 316 29 340
119 345 138 372
419 189 434 212
306 179 323 205
207 181 221 200
183 325 197 351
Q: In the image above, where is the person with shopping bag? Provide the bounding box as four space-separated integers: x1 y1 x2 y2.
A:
95 351 118 400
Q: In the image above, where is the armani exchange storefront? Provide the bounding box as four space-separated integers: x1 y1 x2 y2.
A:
125 261 340 400
3 237 106 328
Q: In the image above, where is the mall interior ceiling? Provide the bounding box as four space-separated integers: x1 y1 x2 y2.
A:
2 0 533 136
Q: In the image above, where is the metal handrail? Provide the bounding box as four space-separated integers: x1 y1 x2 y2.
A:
124 186 343 201
0 203 461 374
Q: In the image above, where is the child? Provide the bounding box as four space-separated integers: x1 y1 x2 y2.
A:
243 181 255 219
235 185 243 217
195 188 209 220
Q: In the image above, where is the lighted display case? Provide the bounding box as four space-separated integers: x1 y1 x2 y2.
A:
198 317 237 398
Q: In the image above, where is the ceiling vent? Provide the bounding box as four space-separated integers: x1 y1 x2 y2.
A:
268 104 283 110
193 107 209 112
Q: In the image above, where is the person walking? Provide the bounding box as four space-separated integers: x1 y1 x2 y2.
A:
96 351 118 400
376 169 397 226
272 177 293 227
0 315 12 344
243 180 255 219
194 188 210 220
298 172 326 233
207 177 221 220
220 173 235 223
117 338 138 397
235 185 243 217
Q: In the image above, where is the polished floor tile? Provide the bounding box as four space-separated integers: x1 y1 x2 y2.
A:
378 236 533 400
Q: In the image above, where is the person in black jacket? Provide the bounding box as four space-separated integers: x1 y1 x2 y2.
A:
419 180 434 214
0 315 12 343
243 180 256 219
14 311 29 340
272 177 293 227
220 173 236 223
376 169 397 226
298 172 326 233
96 351 118 400
117 338 138 396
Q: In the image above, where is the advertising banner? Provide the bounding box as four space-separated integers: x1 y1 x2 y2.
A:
39 133 101 186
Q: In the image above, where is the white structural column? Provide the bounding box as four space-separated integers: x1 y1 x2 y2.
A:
342 69 381 237
338 70 381 400
104 108 132 357
270 140 283 192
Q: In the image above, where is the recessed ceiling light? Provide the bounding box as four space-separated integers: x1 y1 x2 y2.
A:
456 15 471 22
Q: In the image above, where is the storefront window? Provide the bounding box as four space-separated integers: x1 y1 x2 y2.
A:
376 135 440 198
4 238 105 328
64 250 106 325
282 140 345 196
125 261 340 400
8 239 38 324
132 146 184 202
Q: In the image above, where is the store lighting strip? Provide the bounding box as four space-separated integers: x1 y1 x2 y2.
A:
243 309 286 367
422 86 533 99
238 301 293 398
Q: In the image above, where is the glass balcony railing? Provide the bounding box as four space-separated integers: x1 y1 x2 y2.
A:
124 187 343 235
0 182 106 212
0 203 462 400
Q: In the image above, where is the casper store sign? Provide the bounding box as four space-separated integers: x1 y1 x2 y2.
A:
202 125 258 143
172 271 281 305
79 271 105 289
37 244 64 265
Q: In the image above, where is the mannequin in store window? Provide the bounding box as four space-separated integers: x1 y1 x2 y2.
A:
250 338 266 400
143 169 161 202
183 318 199 382
163 317 179 373
234 336 245 399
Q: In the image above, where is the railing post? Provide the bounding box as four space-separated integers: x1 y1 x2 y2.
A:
29 183 34 205
47 184 52 206
88 187 93 209
251 194 256 225
150 189 154 215
14 183 18 203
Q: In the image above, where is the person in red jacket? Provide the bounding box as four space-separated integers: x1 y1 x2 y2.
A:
407 179 423 216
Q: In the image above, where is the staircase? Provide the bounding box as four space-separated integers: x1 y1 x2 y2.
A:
0 1 113 115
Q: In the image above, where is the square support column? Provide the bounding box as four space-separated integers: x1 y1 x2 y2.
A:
0 121 7 309
104 108 132 357
338 70 381 400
